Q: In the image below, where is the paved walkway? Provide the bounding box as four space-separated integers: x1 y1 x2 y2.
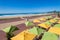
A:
0 20 26 30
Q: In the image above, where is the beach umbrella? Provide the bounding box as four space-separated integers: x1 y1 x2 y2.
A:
48 16 52 18
49 18 58 23
33 19 41 23
48 27 60 35
38 23 49 29
38 21 52 29
25 21 34 27
53 24 60 28
41 32 58 40
2 25 19 40
45 16 52 19
2 26 11 33
2 25 19 33
28 27 45 35
44 21 52 25
11 30 36 40
57 20 60 24
39 17 46 21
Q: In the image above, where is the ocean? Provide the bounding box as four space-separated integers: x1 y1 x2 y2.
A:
0 13 49 17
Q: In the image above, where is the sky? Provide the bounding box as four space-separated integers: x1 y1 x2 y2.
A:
0 0 60 13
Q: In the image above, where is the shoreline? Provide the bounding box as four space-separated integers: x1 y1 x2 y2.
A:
0 13 54 19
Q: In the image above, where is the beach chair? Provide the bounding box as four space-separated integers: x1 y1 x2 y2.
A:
33 19 41 23
28 27 45 35
48 27 60 35
38 21 52 29
11 30 36 40
41 32 58 40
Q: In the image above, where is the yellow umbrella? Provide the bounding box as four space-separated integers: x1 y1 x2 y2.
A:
57 20 60 24
38 23 50 29
48 27 60 35
49 19 57 23
38 21 52 29
24 32 36 40
11 30 36 40
39 17 46 21
33 19 40 23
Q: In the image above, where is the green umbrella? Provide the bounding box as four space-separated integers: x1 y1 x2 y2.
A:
54 18 58 22
44 21 52 25
44 21 52 27
54 24 60 28
2 25 19 40
41 32 58 40
2 26 11 33
46 16 52 19
28 27 45 35
25 21 34 27
2 25 19 33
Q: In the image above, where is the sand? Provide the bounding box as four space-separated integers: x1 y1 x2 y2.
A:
0 20 26 30
0 17 41 30
0 13 56 30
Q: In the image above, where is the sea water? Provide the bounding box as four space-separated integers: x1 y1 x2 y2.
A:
0 13 48 17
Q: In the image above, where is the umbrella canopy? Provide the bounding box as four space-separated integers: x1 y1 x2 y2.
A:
2 26 19 33
48 27 60 35
53 24 60 28
2 26 11 33
38 21 52 29
45 16 52 19
28 27 45 35
39 17 46 21
49 18 58 23
11 30 36 40
57 20 60 24
25 21 34 27
41 32 58 40
33 19 41 23
44 21 52 25
2 26 19 40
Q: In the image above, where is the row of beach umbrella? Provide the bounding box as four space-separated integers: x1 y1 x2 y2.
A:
2 16 60 40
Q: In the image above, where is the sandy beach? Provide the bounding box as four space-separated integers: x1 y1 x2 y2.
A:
0 13 58 40
0 13 56 30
